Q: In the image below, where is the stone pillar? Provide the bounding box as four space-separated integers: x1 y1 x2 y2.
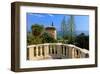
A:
40 46 43 57
50 45 52 55
27 48 29 60
81 52 85 58
56 45 61 58
63 46 65 56
68 47 72 58
55 45 57 55
42 46 45 57
66 46 69 58
53 45 56 55
74 49 77 58
77 50 81 58
74 47 81 58
29 47 34 60
61 45 63 56
36 46 38 57
71 48 75 58
44 45 49 58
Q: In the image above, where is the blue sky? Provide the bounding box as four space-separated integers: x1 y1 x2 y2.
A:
27 13 89 32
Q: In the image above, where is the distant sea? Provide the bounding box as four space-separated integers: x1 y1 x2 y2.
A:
57 30 89 38
75 31 89 35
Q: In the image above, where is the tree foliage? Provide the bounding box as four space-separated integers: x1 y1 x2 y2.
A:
68 15 76 44
31 24 44 37
75 33 89 50
27 35 42 45
27 24 57 45
41 32 57 43
61 16 67 39
61 15 76 44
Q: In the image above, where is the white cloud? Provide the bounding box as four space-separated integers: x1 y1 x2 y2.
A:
34 14 44 17
28 13 54 17
48 14 54 17
29 13 44 17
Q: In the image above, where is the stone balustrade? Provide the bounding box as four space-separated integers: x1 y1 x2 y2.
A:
27 43 89 60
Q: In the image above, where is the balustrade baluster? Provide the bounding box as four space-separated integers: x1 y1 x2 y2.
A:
67 47 69 58
61 45 63 55
75 49 77 58
50 45 52 55
34 47 36 57
49 45 50 54
77 50 80 58
65 46 68 58
57 45 61 58
63 46 65 56
27 48 29 60
40 46 42 56
42 46 44 56
38 46 40 56
55 45 57 55
29 47 34 60
65 46 66 56
44 45 49 58
52 45 54 55
72 48 75 58
53 45 55 55
81 52 85 58
36 46 38 57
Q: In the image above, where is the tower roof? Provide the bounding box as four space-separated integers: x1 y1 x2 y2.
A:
45 22 56 30
45 26 56 30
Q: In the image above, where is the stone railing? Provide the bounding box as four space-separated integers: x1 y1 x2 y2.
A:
27 43 89 60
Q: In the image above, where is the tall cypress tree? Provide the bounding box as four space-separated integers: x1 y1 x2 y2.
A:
61 16 67 39
61 15 76 44
68 15 76 44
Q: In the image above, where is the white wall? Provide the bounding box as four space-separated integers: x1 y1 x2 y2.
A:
0 0 99 74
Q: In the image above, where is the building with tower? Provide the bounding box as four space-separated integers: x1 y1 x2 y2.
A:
45 22 57 40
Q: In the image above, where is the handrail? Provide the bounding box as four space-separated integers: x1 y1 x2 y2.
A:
27 43 89 54
27 43 89 60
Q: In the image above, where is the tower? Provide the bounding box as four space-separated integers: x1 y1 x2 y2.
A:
45 22 57 39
